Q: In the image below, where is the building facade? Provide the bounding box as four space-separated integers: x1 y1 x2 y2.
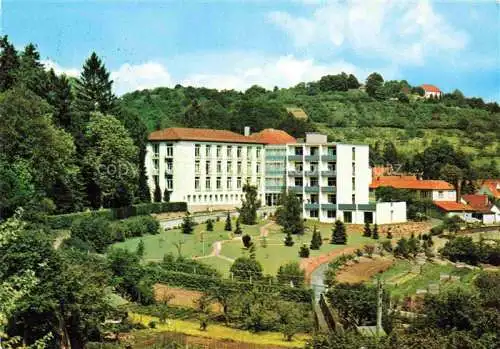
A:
370 176 456 202
145 128 406 224
146 128 266 212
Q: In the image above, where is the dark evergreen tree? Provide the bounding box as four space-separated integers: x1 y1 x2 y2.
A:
239 183 261 225
181 212 195 234
206 219 214 232
138 167 152 202
234 218 243 235
136 239 145 258
299 244 310 258
154 183 162 202
387 228 393 239
284 232 294 247
0 36 20 92
331 220 347 245
75 52 116 114
16 43 46 95
46 69 74 132
383 141 399 165
276 191 304 235
224 212 232 231
372 224 379 240
242 234 252 248
363 221 372 238
310 225 322 250
163 188 170 203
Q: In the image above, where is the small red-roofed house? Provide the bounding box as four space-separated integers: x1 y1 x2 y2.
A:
433 201 475 221
421 84 442 99
461 194 500 224
477 179 500 200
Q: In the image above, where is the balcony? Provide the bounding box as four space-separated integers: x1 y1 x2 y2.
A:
165 168 173 175
304 186 320 193
266 185 285 192
321 155 336 161
265 155 285 161
288 186 303 192
305 155 320 161
321 203 337 210
338 204 356 210
288 155 303 161
152 153 159 159
266 169 285 176
358 203 377 211
321 186 336 193
305 171 318 176
152 168 159 175
321 170 336 176
287 171 303 177
305 203 319 210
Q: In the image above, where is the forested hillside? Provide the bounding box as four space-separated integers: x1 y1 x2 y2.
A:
120 79 500 172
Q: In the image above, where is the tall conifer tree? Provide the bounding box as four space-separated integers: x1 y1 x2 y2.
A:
75 52 116 114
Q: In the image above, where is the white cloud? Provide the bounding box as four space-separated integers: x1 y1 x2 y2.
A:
110 62 173 95
181 55 362 90
268 0 468 65
43 54 398 95
41 60 80 77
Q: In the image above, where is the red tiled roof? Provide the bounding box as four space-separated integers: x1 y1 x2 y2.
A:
433 201 475 212
370 176 454 190
480 179 500 198
421 84 441 93
249 128 296 145
462 194 493 214
148 127 264 144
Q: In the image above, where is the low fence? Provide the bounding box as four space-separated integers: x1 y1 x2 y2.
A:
318 294 343 333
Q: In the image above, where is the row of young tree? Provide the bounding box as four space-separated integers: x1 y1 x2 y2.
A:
0 36 151 221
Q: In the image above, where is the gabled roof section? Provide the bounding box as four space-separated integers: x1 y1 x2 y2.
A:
462 194 493 214
433 201 475 212
370 176 454 190
148 127 264 144
249 128 297 145
421 84 441 93
479 179 500 198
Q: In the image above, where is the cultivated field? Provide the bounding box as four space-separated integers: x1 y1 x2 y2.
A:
335 257 394 284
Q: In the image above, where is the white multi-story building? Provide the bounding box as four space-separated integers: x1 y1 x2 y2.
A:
146 127 266 212
145 128 406 224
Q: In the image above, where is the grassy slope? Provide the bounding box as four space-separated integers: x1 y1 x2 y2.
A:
129 313 309 348
375 260 480 298
221 221 374 275
120 87 500 170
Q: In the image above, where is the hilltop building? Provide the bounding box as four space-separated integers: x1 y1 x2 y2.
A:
146 128 406 224
421 84 442 99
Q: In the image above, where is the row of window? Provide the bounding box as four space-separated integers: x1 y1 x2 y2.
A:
195 160 261 174
194 176 262 190
195 144 262 158
291 161 336 172
292 177 336 187
291 146 336 156
186 193 256 204
152 143 173 157
305 210 373 224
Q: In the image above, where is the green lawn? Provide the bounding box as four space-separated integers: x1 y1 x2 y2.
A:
111 219 265 271
221 220 374 275
376 260 480 298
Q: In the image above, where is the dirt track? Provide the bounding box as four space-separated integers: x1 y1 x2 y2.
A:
335 257 394 284
154 284 222 312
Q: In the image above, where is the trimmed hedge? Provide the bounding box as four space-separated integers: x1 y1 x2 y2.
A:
145 266 313 304
47 202 186 229
110 215 160 241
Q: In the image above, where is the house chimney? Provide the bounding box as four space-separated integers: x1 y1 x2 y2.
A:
244 126 250 137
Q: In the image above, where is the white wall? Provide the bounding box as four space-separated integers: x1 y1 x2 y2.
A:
375 202 407 224
432 190 456 201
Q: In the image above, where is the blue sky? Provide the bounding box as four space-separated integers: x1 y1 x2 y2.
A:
2 0 499 100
